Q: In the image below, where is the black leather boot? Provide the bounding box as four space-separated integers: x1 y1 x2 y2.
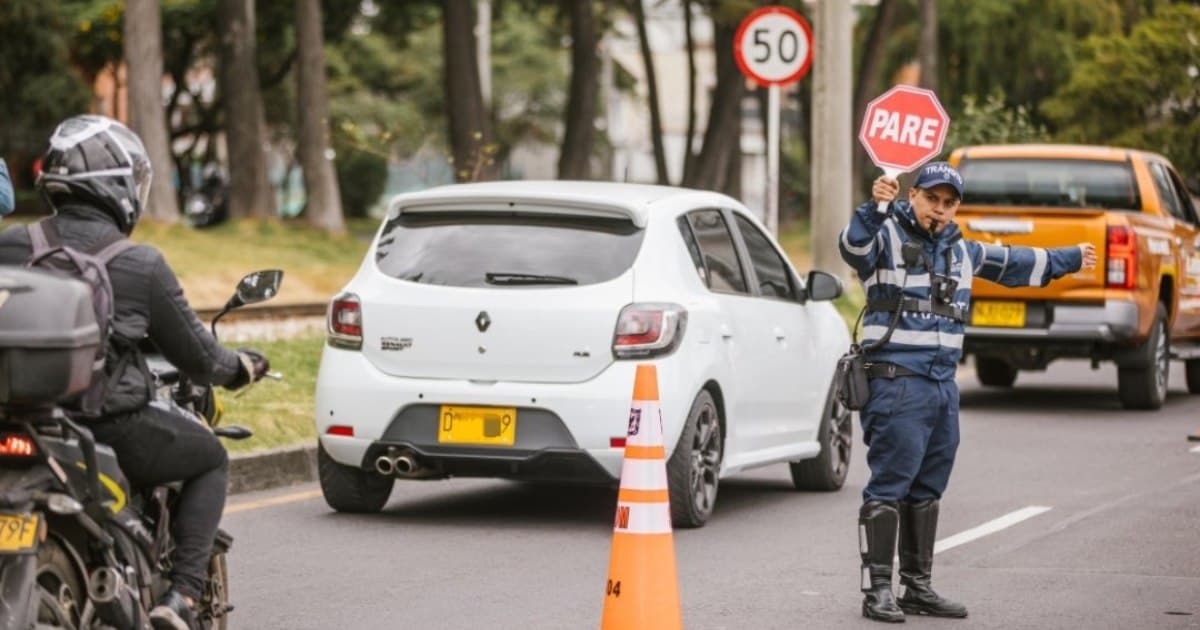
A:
859 501 905 623
897 499 968 618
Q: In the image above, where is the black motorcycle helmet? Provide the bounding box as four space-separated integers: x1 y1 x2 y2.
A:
36 115 152 235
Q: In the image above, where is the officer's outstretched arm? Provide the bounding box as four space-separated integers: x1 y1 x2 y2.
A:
840 200 892 279
967 241 1084 288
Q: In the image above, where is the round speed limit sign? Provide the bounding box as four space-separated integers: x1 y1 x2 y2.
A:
733 6 814 87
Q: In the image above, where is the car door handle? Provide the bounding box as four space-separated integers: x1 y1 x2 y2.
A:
720 325 733 340
773 327 787 341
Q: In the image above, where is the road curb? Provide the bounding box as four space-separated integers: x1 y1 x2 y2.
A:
229 444 317 495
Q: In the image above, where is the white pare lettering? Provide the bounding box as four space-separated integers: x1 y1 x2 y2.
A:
867 108 941 149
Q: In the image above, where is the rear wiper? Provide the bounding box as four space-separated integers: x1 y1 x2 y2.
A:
485 272 578 286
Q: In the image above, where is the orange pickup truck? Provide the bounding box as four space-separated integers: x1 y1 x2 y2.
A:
949 144 1200 410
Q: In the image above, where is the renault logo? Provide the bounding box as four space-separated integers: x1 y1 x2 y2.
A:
475 311 491 332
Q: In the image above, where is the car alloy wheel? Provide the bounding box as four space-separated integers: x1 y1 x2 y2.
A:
689 403 721 517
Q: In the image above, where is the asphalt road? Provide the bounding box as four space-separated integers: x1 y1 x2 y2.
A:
223 361 1200 629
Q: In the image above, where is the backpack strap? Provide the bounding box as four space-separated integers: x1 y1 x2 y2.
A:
26 221 60 262
92 238 136 266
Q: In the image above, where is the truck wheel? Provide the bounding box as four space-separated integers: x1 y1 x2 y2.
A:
790 382 851 492
318 444 394 513
1186 359 1200 394
1118 304 1169 410
975 356 1017 388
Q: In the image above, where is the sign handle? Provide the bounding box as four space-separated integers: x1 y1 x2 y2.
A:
876 167 901 214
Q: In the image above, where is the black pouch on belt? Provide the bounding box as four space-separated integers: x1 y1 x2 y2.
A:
835 343 870 411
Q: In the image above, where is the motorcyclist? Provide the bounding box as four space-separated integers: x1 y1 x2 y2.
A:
0 115 269 630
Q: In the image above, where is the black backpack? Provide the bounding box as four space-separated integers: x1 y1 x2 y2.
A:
25 220 135 417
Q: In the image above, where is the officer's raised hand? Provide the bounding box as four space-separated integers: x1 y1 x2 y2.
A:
873 176 900 205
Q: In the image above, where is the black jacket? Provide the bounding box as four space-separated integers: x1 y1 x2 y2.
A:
0 206 244 414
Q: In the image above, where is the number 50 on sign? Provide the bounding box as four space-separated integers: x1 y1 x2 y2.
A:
733 6 814 87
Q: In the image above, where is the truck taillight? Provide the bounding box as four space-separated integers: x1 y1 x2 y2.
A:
0 434 36 458
328 292 363 350
1106 225 1137 290
612 303 687 359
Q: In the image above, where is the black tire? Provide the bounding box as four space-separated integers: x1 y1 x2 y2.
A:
318 444 394 513
666 390 722 529
1186 359 1200 394
975 356 1018 388
790 383 851 491
1118 303 1170 410
35 538 84 628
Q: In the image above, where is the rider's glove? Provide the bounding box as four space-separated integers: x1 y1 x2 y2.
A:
231 348 269 389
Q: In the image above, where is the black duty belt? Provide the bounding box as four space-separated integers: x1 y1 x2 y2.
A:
865 362 922 380
867 296 968 323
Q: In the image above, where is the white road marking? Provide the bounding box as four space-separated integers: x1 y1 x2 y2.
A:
1190 445 1200 454
934 506 1052 555
224 489 324 515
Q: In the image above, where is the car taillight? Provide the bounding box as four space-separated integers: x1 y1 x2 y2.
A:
328 292 363 350
1106 225 1136 290
612 303 687 359
0 434 36 458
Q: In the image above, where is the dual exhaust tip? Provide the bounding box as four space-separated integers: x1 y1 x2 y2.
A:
374 451 421 477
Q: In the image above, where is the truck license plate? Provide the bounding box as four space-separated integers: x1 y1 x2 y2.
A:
971 301 1026 327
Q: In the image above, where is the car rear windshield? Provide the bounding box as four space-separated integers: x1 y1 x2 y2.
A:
373 212 645 288
958 158 1141 210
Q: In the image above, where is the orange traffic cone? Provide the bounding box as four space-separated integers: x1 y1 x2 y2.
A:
601 364 682 630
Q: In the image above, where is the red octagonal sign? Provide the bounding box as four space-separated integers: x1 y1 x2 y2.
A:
858 85 950 174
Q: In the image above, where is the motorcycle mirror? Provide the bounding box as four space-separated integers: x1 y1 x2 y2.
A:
226 269 284 310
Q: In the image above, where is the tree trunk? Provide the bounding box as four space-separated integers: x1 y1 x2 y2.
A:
918 0 938 92
217 0 276 219
631 0 669 185
296 0 345 232
443 0 498 182
685 20 743 192
124 0 180 223
558 0 599 180
853 0 899 198
682 0 698 183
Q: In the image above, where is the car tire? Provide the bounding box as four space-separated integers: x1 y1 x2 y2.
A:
1187 359 1200 394
790 382 851 492
975 356 1018 388
666 390 722 529
318 443 394 513
1118 303 1169 410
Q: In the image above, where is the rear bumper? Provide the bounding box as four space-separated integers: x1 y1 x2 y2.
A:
965 300 1140 343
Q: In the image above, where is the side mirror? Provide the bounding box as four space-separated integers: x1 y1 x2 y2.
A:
226 269 284 310
807 270 843 302
213 425 254 440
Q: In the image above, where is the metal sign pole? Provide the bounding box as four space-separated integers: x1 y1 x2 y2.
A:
766 84 781 236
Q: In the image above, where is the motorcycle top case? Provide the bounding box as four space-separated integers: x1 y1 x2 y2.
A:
0 267 101 406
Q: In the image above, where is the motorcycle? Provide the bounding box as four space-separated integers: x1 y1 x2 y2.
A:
0 268 282 629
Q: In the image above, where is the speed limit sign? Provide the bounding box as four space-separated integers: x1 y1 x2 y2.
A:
733 6 814 87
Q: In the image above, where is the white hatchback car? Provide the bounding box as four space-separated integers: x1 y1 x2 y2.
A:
314 181 852 527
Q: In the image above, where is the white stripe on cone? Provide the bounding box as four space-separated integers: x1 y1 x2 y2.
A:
625 401 664 448
612 501 672 534
618 458 669 491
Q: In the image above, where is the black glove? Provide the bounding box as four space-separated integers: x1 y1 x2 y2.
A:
230 348 270 389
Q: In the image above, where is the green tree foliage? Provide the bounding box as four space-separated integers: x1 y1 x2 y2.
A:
943 92 1048 154
0 0 91 193
1043 4 1200 176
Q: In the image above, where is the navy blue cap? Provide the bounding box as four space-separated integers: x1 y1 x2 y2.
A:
912 161 964 199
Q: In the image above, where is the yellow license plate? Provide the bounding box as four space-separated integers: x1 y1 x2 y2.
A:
971 301 1027 327
0 513 39 553
438 406 517 446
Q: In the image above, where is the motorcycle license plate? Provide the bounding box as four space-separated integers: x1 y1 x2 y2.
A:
971 301 1026 327
437 406 517 446
0 513 39 554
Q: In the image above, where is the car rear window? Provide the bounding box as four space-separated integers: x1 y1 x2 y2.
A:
374 212 645 288
958 158 1141 210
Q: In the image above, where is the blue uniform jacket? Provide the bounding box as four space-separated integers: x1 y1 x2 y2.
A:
0 160 12 216
839 199 1083 381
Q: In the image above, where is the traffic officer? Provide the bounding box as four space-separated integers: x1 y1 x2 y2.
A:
839 162 1097 622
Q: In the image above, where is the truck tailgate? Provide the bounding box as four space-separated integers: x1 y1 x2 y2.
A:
957 206 1107 300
